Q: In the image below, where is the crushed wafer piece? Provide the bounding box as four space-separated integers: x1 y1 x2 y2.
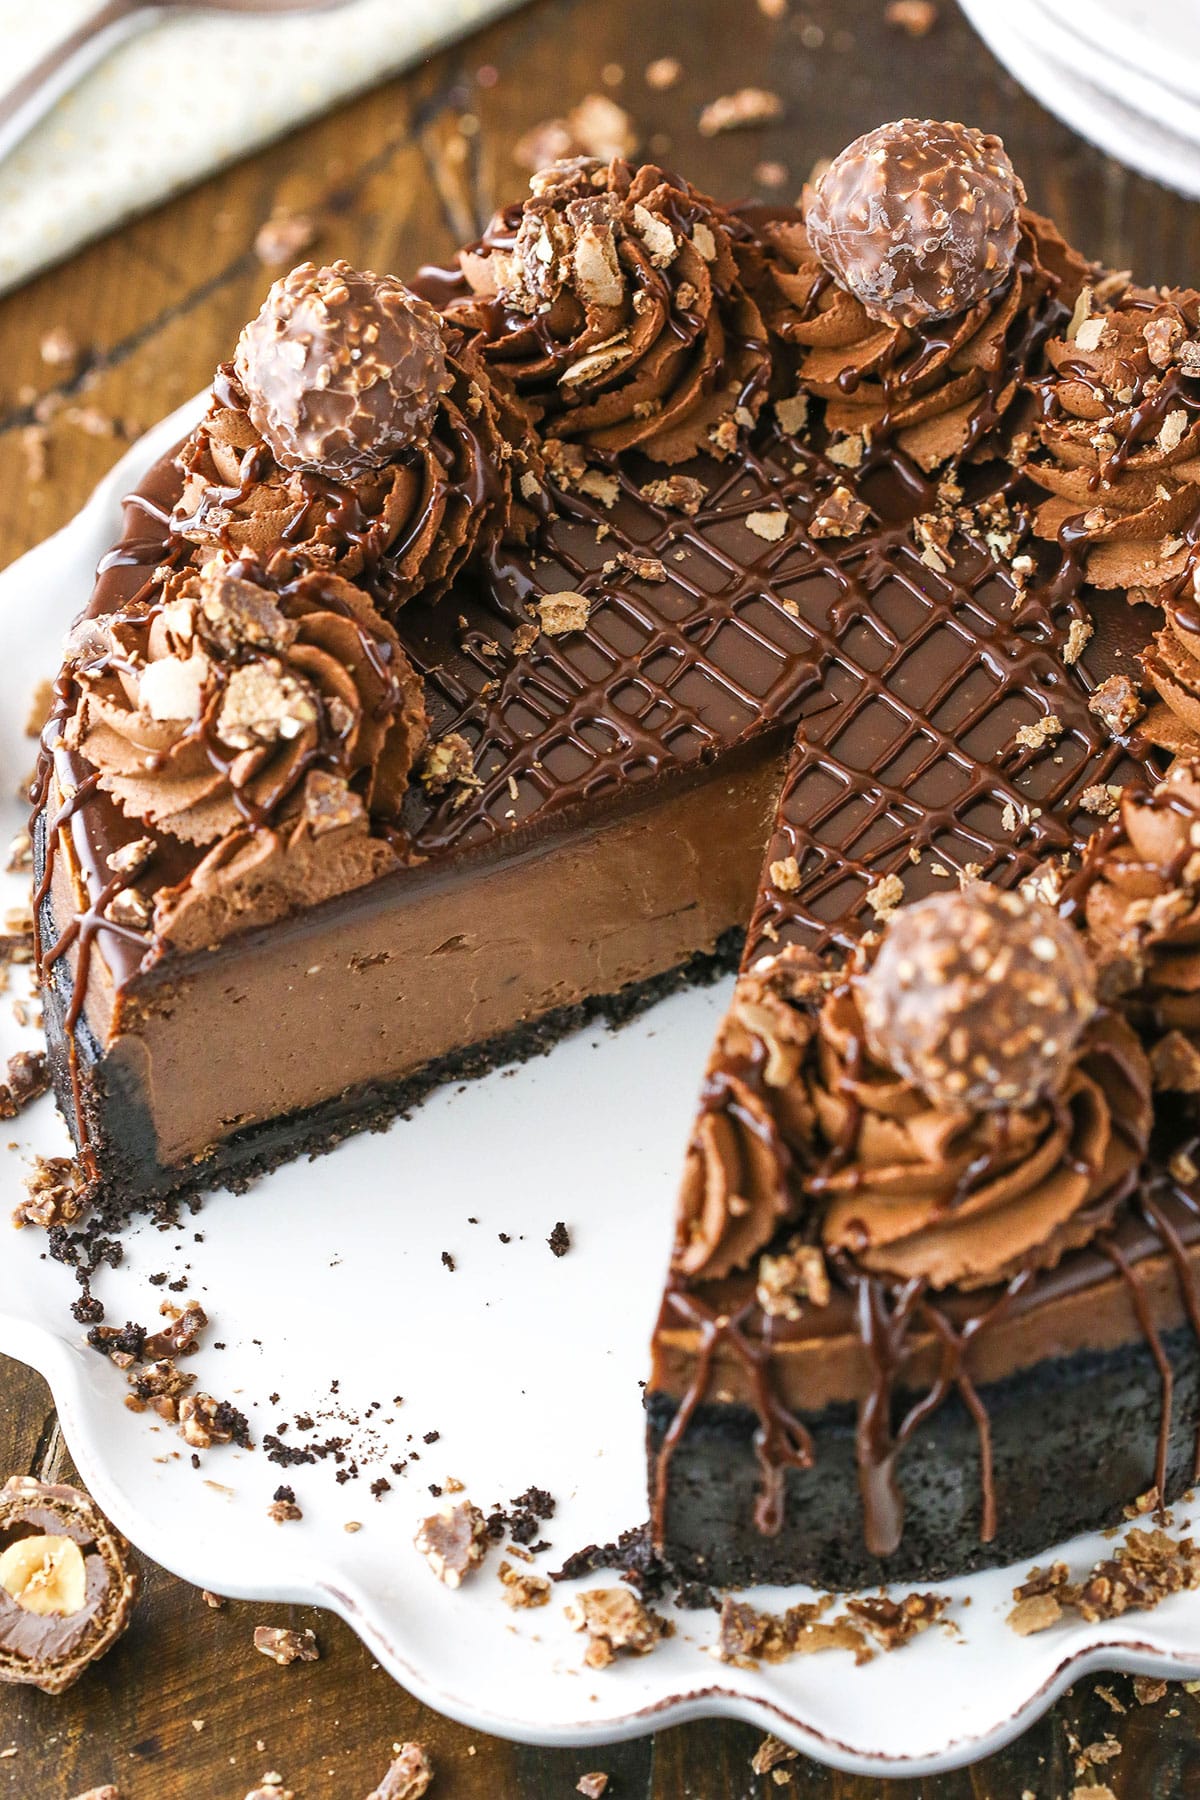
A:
414 1499 488 1587
253 1625 319 1666
885 0 938 33
565 1587 671 1668
750 1735 799 1776
645 57 681 89
746 508 788 542
254 213 318 268
865 873 904 920
497 1560 550 1609
1088 674 1143 737
536 592 591 636
366 1742 433 1800
1015 714 1063 751
699 87 783 135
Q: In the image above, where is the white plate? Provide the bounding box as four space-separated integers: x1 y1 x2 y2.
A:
958 0 1200 201
2 406 1200 1778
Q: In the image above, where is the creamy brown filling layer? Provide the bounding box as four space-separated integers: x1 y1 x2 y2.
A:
52 746 784 1171
650 1230 1200 1413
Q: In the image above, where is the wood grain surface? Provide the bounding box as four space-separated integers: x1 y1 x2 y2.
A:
3 0 1200 1792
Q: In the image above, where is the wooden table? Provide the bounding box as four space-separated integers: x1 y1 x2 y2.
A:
4 0 1200 1792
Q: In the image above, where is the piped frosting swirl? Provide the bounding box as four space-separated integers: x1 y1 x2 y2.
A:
759 206 1088 471
1027 285 1200 599
441 156 771 465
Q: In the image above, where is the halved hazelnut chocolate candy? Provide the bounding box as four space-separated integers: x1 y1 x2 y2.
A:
0 1476 139 1693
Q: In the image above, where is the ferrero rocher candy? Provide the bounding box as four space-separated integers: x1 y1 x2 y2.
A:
0 1477 139 1693
234 260 450 473
855 883 1096 1112
805 119 1024 328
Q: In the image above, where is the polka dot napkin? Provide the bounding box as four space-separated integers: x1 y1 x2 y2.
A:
0 0 525 295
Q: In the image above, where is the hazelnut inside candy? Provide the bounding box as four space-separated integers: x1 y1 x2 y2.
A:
805 118 1025 328
855 883 1096 1112
0 1476 140 1694
234 259 449 475
0 1534 86 1616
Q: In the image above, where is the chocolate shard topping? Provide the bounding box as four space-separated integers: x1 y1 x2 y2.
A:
805 119 1025 329
0 1477 139 1693
441 156 770 464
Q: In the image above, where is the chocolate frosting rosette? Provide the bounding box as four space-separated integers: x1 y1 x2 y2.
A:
759 120 1090 471
1142 591 1200 755
173 261 528 618
440 156 770 465
1081 761 1200 1088
61 550 428 950
1026 285 1200 600
673 887 1152 1294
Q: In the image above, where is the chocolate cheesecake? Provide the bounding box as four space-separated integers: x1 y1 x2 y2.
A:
28 121 1200 1586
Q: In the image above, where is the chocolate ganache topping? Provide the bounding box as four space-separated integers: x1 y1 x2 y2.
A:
441 156 770 464
1027 284 1200 600
174 261 524 615
1081 761 1200 1086
60 551 427 950
759 172 1087 470
674 890 1153 1293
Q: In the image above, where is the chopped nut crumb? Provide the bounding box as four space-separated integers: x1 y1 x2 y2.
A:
497 1559 551 1609
717 1595 868 1667
420 733 479 795
254 213 318 268
565 1587 671 1668
769 855 801 893
1014 714 1063 751
252 1625 319 1666
750 1735 798 1776
810 484 870 538
846 1591 949 1650
536 592 591 636
414 1499 488 1587
885 0 938 32
698 87 784 135
1087 674 1143 737
1080 784 1122 818
15 1154 92 1229
577 1778 609 1799
366 1743 434 1800
865 873 904 920
644 56 681 89
639 474 706 515
1062 617 1093 665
